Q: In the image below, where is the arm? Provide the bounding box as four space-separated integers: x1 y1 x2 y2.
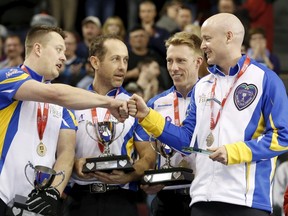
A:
128 94 194 152
52 129 76 194
13 80 128 122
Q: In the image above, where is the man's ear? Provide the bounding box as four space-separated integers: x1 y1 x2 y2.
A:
34 43 42 57
89 56 100 71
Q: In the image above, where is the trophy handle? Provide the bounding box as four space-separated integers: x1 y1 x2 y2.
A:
113 122 125 141
53 171 65 188
86 121 97 142
24 161 35 187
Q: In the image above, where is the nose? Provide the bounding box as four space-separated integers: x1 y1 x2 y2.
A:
170 61 179 71
61 53 67 62
119 59 127 70
200 40 206 50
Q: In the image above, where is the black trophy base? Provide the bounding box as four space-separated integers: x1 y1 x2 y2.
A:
6 195 43 216
82 155 135 173
141 167 194 186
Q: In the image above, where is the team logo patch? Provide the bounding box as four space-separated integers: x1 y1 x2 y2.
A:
234 83 258 111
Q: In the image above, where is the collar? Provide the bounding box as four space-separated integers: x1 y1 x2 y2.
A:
207 55 247 77
19 64 43 82
172 85 193 98
87 85 124 97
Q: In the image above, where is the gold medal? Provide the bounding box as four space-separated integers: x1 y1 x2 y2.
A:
206 132 214 147
178 158 190 168
37 142 47 157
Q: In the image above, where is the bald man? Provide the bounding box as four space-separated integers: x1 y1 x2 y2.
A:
128 13 288 216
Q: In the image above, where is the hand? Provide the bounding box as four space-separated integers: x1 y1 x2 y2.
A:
140 184 165 195
74 158 95 179
128 94 150 119
26 187 60 216
109 99 128 123
208 146 228 165
92 170 130 185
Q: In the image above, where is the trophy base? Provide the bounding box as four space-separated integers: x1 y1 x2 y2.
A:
82 155 135 173
6 195 43 216
141 167 194 186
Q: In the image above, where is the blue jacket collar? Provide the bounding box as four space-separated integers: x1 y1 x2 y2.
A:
207 55 247 77
19 64 43 82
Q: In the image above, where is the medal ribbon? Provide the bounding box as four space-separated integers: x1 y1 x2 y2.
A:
173 91 180 126
21 65 49 143
37 103 49 142
91 88 120 152
210 57 250 130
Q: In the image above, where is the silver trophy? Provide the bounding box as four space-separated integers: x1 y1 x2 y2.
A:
142 140 194 186
7 161 65 216
82 120 134 173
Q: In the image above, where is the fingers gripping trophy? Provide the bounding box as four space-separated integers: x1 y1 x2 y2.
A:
82 109 134 173
7 161 65 216
141 137 194 186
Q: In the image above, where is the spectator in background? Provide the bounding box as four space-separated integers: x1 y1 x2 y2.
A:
136 57 160 102
0 25 8 62
85 0 115 24
102 16 126 41
49 0 78 31
53 31 86 86
76 60 94 90
217 0 250 50
125 26 170 91
156 0 183 34
125 82 144 98
0 34 24 69
76 16 102 60
184 23 201 37
30 13 58 27
247 27 281 75
240 0 274 51
174 5 196 33
138 0 170 59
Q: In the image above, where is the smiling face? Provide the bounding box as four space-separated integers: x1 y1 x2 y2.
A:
200 13 244 72
91 38 128 94
166 44 199 91
201 24 227 66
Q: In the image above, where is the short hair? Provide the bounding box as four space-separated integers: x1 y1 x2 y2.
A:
89 34 122 61
128 25 146 34
165 31 203 57
25 25 65 55
137 57 157 71
248 27 266 39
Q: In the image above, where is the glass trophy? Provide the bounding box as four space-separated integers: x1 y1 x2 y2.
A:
142 140 194 186
7 161 65 216
82 120 134 173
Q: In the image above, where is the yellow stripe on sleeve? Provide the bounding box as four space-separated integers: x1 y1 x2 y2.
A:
126 137 134 160
269 114 288 151
0 74 29 84
139 108 166 138
67 109 78 127
225 141 252 165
